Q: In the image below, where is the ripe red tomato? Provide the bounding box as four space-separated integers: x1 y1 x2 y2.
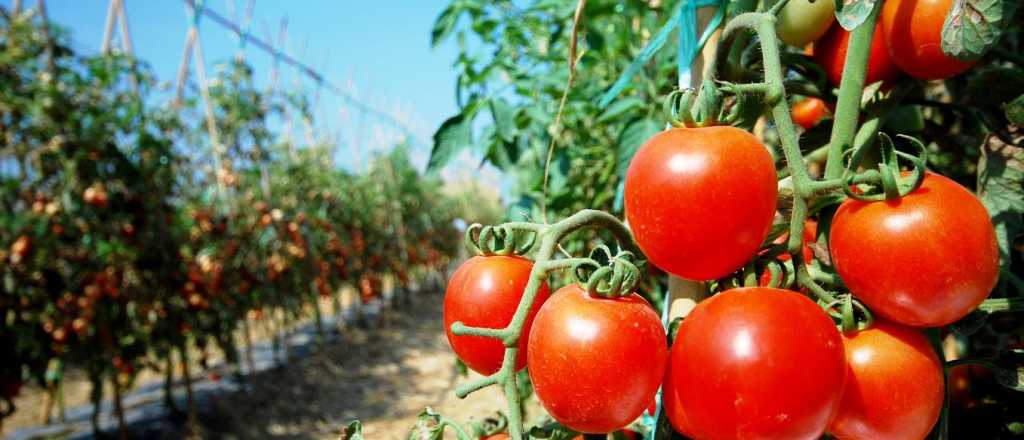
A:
791 98 828 129
527 284 667 433
667 288 846 439
624 127 777 280
814 22 902 87
829 172 998 326
662 342 694 438
828 320 944 439
443 255 550 375
881 0 975 80
481 434 509 440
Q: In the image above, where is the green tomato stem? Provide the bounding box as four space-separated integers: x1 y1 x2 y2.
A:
823 3 882 179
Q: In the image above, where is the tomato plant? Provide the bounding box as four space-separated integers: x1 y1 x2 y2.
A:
666 288 846 439
830 172 1000 327
624 126 777 281
828 320 944 440
444 255 550 375
527 283 667 433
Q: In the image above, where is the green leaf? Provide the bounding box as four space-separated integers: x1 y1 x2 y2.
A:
427 114 473 174
616 119 661 179
978 134 1024 278
942 0 1018 61
596 96 644 123
1007 94 1024 126
431 4 463 47
490 98 516 143
835 0 879 31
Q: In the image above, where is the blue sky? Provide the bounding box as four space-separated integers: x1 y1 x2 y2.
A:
3 0 500 185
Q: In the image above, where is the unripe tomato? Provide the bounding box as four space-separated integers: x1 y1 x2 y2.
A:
776 0 836 47
443 255 549 375
828 320 944 440
830 172 998 326
667 288 846 439
791 98 829 129
881 0 975 80
814 22 902 87
527 284 667 434
624 127 777 280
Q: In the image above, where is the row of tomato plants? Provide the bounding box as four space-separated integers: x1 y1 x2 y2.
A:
0 9 470 437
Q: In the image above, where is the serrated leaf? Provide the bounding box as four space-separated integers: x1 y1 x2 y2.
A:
942 0 1018 61
978 133 1024 277
489 98 516 143
835 0 878 31
596 96 644 123
1007 94 1024 126
427 114 472 174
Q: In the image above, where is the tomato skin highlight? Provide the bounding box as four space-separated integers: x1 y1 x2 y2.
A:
776 0 836 47
624 127 777 281
881 0 975 80
829 172 999 327
791 98 828 130
527 284 668 434
828 320 944 440
443 255 550 375
667 287 847 440
814 22 902 87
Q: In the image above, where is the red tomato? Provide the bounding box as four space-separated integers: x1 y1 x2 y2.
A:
662 343 694 438
443 255 550 375
829 320 944 439
624 127 777 280
481 434 509 440
882 0 975 80
791 98 829 129
527 284 667 433
667 288 846 439
830 172 998 326
814 22 902 87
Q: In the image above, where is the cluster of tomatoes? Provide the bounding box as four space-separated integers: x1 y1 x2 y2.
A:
445 127 997 438
440 1 1004 435
783 0 970 130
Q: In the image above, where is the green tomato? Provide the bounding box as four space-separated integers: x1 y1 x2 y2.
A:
776 0 836 48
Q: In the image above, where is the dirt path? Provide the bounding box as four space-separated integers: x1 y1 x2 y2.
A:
183 291 519 439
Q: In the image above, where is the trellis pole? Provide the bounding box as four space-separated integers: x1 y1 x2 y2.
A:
100 0 139 93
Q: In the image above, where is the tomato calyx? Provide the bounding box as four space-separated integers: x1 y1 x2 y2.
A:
842 132 928 202
465 222 539 257
823 293 875 333
572 246 644 300
664 83 724 128
470 412 509 439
